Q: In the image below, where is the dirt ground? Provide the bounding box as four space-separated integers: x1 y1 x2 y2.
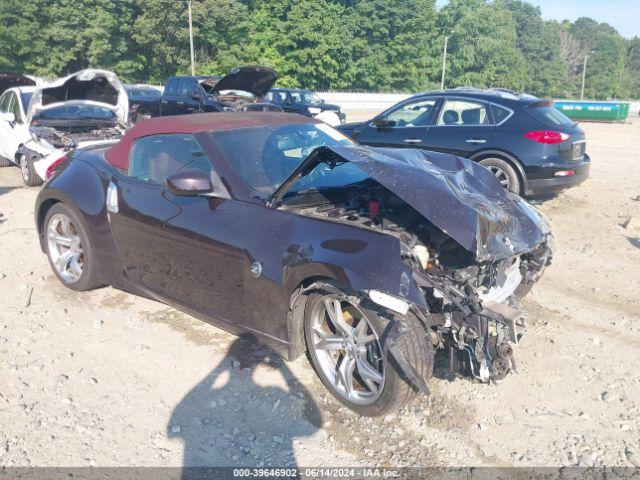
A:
1 114 639 468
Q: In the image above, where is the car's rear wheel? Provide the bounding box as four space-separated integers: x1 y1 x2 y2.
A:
44 203 102 291
479 157 520 194
303 288 433 416
19 153 43 187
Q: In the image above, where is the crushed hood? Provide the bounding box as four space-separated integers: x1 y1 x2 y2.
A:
27 69 128 124
210 66 277 97
0 72 36 96
272 145 550 261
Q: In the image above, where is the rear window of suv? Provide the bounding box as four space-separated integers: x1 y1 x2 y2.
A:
527 102 575 128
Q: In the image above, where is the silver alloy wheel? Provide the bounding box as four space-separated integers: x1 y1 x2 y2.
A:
47 213 84 283
19 155 29 183
309 295 385 405
487 165 510 189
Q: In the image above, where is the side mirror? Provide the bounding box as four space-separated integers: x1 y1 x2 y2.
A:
166 169 213 197
190 93 203 102
1 112 15 123
373 118 395 128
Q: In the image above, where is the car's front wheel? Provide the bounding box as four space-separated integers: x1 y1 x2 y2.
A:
304 288 433 416
44 203 102 291
479 157 520 194
19 153 43 187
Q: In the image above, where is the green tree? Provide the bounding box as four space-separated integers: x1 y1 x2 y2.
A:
622 38 640 99
568 18 627 99
496 0 567 96
438 0 528 90
346 0 439 91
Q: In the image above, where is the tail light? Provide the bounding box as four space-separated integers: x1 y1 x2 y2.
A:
524 130 570 144
45 155 69 180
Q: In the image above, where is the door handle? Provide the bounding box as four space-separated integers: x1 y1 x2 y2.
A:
161 100 168 104
466 139 486 144
403 138 422 144
177 101 184 105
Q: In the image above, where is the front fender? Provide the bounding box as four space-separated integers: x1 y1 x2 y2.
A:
281 226 427 310
35 158 110 252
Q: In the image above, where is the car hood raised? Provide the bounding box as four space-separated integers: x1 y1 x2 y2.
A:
209 66 277 97
272 145 550 261
26 69 128 124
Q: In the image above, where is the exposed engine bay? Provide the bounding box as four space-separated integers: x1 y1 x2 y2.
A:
29 124 124 150
282 182 553 383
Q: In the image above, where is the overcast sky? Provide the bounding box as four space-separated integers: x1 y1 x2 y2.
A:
436 0 640 39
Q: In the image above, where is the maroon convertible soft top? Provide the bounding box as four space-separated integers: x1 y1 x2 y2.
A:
105 112 316 170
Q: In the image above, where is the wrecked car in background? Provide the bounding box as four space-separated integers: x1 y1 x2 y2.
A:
0 72 36 94
266 88 346 126
0 69 127 186
129 66 280 123
35 112 553 416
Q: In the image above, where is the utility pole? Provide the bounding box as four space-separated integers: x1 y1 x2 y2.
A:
440 35 449 90
188 0 195 76
580 54 589 101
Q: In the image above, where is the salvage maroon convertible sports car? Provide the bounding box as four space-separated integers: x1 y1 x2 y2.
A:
36 112 553 416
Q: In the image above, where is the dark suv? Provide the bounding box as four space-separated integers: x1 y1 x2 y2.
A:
337 88 590 196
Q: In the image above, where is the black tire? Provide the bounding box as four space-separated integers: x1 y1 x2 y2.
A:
44 203 103 291
303 287 434 416
479 157 521 194
19 153 43 187
0 155 12 167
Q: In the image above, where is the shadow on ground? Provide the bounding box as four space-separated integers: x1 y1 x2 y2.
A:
0 186 21 198
169 334 322 475
628 237 640 250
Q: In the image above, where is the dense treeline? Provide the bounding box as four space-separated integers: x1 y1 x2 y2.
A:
1 0 639 99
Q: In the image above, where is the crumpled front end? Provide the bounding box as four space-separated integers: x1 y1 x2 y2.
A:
407 232 553 383
281 144 555 386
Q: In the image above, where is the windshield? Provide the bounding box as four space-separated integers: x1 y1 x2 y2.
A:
33 104 117 122
210 123 356 196
127 88 160 97
20 92 33 111
291 91 322 104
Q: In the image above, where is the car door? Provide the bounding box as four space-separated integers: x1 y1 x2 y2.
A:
160 78 182 116
177 78 202 115
0 92 25 160
0 91 12 159
419 97 496 157
353 97 439 148
108 133 249 325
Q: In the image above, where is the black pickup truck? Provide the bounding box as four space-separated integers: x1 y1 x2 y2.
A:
129 66 280 123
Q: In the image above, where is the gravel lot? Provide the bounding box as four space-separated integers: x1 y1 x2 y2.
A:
0 115 639 468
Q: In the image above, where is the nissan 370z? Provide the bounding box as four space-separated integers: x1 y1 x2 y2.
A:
35 112 553 416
